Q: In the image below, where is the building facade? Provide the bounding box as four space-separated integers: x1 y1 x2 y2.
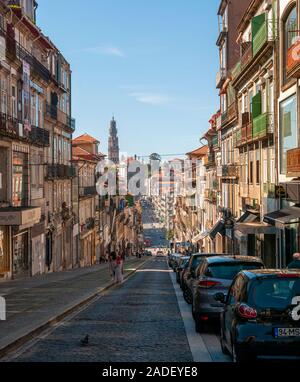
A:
0 0 75 279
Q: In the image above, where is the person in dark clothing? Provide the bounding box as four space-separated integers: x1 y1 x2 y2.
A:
287 253 300 269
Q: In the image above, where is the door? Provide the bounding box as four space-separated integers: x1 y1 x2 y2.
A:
13 232 29 278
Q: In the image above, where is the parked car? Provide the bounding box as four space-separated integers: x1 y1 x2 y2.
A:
217 269 300 362
192 256 264 333
168 253 183 270
182 253 230 304
176 256 190 284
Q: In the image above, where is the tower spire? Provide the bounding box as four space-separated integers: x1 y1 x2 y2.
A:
108 116 119 164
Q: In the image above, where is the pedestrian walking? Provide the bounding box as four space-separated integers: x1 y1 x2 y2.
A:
114 253 124 284
287 253 300 269
108 251 117 280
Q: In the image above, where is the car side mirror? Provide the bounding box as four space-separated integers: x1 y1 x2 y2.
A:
214 292 226 304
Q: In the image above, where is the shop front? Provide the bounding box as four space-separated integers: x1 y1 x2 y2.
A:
0 206 41 278
12 229 29 278
0 226 10 278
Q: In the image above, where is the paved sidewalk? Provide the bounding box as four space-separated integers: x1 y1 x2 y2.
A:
0 257 148 357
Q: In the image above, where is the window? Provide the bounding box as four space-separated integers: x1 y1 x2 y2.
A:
284 5 297 81
280 94 297 174
250 161 253 184
256 160 260 184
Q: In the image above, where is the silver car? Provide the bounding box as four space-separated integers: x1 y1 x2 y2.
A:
192 256 265 333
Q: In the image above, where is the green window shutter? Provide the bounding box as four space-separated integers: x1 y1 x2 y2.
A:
252 13 266 40
252 92 262 119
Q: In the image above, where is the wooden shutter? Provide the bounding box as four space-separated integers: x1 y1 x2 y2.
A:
252 91 262 119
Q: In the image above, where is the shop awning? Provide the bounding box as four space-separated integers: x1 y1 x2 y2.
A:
264 206 300 227
237 210 260 223
236 222 276 235
209 220 225 240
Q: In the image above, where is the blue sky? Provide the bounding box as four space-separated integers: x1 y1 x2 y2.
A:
38 0 220 158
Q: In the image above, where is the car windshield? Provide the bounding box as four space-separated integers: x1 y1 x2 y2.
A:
207 262 263 280
249 278 300 310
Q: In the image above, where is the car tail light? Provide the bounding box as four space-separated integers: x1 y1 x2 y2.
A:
238 304 257 319
198 280 221 289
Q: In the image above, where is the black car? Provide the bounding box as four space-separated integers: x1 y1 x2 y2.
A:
217 269 300 362
182 253 230 304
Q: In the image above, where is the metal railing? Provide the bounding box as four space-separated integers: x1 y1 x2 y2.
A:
46 164 76 179
0 111 49 146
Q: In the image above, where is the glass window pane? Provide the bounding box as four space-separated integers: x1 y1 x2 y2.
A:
280 94 297 174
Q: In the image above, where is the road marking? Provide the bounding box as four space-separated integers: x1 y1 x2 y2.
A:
169 271 213 362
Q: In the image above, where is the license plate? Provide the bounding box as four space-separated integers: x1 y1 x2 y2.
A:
274 328 300 338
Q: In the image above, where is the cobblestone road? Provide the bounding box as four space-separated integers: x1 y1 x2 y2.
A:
8 258 194 362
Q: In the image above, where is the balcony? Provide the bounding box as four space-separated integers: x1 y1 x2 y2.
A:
46 164 76 180
212 135 219 149
0 112 49 146
216 68 226 89
79 186 98 198
241 42 253 69
5 28 51 83
221 111 228 126
45 102 75 132
204 153 216 168
287 32 300 78
252 20 277 58
221 165 239 179
29 125 50 147
287 148 300 177
252 113 274 141
227 102 237 123
236 113 252 146
80 217 95 237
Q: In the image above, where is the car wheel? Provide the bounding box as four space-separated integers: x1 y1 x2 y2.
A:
183 288 193 305
231 340 246 363
220 328 230 356
192 302 196 320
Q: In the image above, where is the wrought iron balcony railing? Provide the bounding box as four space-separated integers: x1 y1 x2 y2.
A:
46 164 76 180
5 27 51 83
45 102 75 132
0 111 49 146
79 186 98 198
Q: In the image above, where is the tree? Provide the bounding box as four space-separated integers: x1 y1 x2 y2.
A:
149 153 161 162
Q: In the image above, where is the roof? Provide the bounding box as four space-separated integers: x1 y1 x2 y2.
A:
73 134 100 145
205 256 264 264
186 146 208 158
243 269 300 279
72 146 105 162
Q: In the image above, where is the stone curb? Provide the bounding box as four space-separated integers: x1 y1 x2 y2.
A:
0 258 150 359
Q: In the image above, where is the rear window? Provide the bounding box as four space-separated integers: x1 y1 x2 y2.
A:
207 262 263 280
191 257 203 270
249 278 300 310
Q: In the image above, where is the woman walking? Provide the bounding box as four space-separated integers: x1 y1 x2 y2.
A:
114 253 124 284
108 251 117 281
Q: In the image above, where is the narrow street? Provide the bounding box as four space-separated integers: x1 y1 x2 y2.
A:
2 257 229 363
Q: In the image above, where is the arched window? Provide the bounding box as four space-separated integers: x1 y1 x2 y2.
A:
284 5 297 80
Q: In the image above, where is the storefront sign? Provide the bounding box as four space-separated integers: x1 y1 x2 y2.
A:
0 207 41 226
